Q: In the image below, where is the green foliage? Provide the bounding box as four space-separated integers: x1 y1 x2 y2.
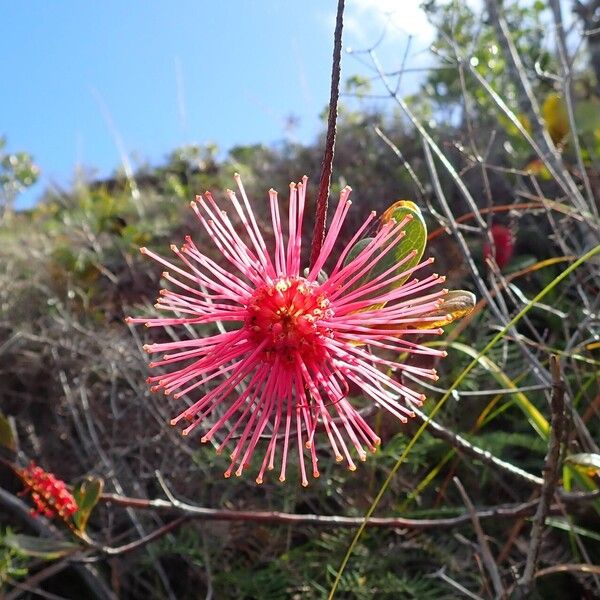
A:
0 530 29 588
415 0 600 168
0 137 39 213
345 75 372 99
422 0 551 113
153 527 460 599
4 532 79 560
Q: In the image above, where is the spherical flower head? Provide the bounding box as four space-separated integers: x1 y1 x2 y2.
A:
128 175 450 485
18 462 78 520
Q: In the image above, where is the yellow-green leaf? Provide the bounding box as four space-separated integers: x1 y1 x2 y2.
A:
542 93 569 145
566 453 600 476
72 476 104 532
414 290 476 329
376 200 427 289
0 410 16 453
342 199 427 297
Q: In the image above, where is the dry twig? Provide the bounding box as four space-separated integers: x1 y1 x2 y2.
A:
454 477 505 599
518 355 566 594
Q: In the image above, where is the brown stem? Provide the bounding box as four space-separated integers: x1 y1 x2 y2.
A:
102 516 189 556
96 491 598 531
535 563 600 579
309 0 345 269
518 355 566 594
454 477 505 599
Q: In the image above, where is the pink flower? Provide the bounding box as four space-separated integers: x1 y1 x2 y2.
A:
128 175 448 485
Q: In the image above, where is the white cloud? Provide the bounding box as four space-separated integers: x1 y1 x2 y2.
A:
344 0 435 47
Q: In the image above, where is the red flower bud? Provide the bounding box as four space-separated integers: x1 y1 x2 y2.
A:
17 462 78 520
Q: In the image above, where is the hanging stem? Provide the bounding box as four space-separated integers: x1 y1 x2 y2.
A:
309 0 345 269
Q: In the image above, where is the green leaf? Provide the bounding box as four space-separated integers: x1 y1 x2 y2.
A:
5 533 79 559
342 200 427 299
343 237 372 269
375 200 427 289
72 476 104 532
566 453 600 475
0 410 16 453
545 517 600 542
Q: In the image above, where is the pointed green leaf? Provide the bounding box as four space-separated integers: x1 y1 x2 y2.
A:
72 476 104 532
5 533 79 559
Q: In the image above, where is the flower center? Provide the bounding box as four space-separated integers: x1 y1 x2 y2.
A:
245 277 333 365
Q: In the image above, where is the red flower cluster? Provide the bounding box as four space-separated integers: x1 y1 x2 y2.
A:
483 224 514 269
18 462 78 520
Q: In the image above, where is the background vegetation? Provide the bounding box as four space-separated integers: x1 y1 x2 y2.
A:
1 1 600 598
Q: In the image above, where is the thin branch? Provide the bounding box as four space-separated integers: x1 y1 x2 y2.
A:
549 0 597 216
96 490 598 531
4 558 72 600
410 405 544 487
518 355 566 592
370 53 562 394
101 516 189 556
484 0 589 216
418 139 553 388
309 0 344 269
535 563 600 578
374 126 427 199
432 567 485 600
454 477 505 599
5 578 71 600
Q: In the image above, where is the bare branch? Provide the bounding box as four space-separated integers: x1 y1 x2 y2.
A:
518 355 566 593
454 477 505 599
94 489 597 531
410 405 544 487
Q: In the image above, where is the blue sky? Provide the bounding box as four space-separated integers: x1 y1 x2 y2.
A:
3 1 435 208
